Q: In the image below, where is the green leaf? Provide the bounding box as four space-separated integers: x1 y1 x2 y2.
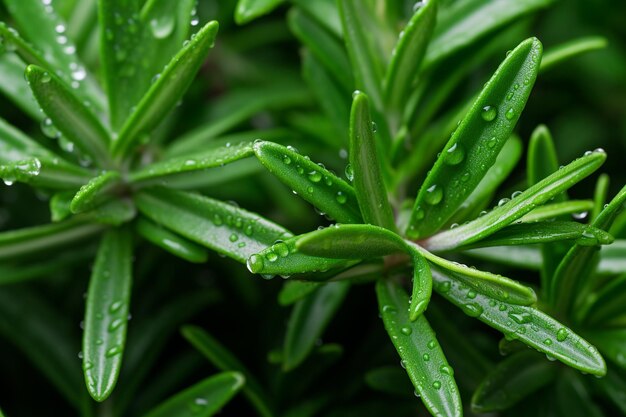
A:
349 92 395 230
593 369 626 414
0 54 40 119
431 268 606 376
581 273 626 325
555 373 604 417
140 372 245 417
471 350 558 412
0 288 89 413
519 200 594 223
425 150 607 251
283 281 350 370
592 173 610 221
364 366 413 398
253 141 362 223
136 217 208 263
459 221 613 249
290 0 342 37
135 187 291 263
0 117 67 163
420 250 536 306
528 125 562 192
448 136 522 223
408 249 433 321
597 239 626 274
1 2 105 111
111 21 219 159
0 218 104 261
278 281 323 306
130 141 255 185
383 0 437 113
246 234 353 277
235 0 285 24
376 279 462 417
338 0 385 110
425 0 552 67
288 7 353 89
585 329 626 371
25 65 111 168
541 36 608 72
70 171 121 213
83 228 133 401
88 199 136 226
551 184 626 312
407 38 543 239
181 326 275 417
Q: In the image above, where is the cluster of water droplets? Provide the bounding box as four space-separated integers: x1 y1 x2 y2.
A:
1 158 42 186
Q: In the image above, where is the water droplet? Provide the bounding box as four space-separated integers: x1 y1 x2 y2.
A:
246 254 264 273
593 148 605 154
40 72 51 83
229 233 238 242
432 381 441 390
463 303 483 317
149 15 175 39
400 359 406 369
497 198 510 207
460 172 470 182
336 191 347 204
371 121 377 132
481 105 497 121
352 90 361 99
274 242 289 257
401 326 412 336
41 117 60 138
511 190 522 199
382 305 397 314
109 319 123 332
424 184 443 205
506 92 514 100
422 353 430 361
212 213 223 226
106 345 122 357
486 136 497 148
556 328 569 342
344 164 354 181
440 365 453 375
283 155 291 165
427 340 436 349
572 211 588 220
308 170 322 183
505 108 515 120
543 338 553 346
445 143 465 165
467 290 477 299
71 65 86 81
266 251 278 262
109 301 123 313
508 310 532 324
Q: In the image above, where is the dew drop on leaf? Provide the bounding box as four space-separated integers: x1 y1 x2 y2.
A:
445 143 465 165
336 191 347 204
344 164 354 181
246 254 264 273
308 170 322 183
432 381 441 390
422 353 430 361
505 108 515 120
556 328 569 342
424 184 443 205
481 105 497 121
401 326 412 336
149 15 175 39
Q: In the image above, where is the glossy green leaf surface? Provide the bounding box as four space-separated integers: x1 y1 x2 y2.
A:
135 187 291 263
471 350 558 412
111 21 219 158
338 0 385 110
70 171 121 213
182 326 275 417
384 0 437 113
253 141 362 223
592 173 610 221
425 150 606 251
283 281 350 370
0 157 88 189
376 279 462 417
25 65 111 167
551 184 626 312
130 142 254 185
541 36 608 71
407 38 543 239
425 0 552 67
349 92 395 230
519 200 593 223
0 218 103 261
136 217 208 263
459 221 613 249
0 54 40 119
408 249 433 321
290 0 342 37
235 0 285 24
528 125 562 194
431 269 606 376
83 228 133 401
141 372 245 417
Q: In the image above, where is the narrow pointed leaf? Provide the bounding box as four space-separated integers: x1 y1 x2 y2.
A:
130 141 254 185
136 217 208 263
279 281 323 306
253 141 362 223
425 0 552 67
519 200 594 223
182 326 275 417
135 187 291 263
284 281 350 370
247 235 354 277
288 8 353 89
235 0 285 24
592 174 610 221
291 0 342 37
409 250 432 321
459 221 613 249
551 184 626 312
585 329 626 371
0 117 68 163
528 125 562 194
1 1 105 111
338 0 385 110
111 21 219 158
541 36 608 72
425 150 606 251
471 350 558 412
141 372 245 417
384 0 437 112
25 65 111 167
83 228 133 401
0 219 104 261
593 369 626 414
0 54 40 119
70 171 121 213
582 273 626 325
0 157 89 189
431 268 606 376
555 373 604 417
449 135 522 224
349 92 395 230
420 249 536 306
407 38 543 238
376 279 462 417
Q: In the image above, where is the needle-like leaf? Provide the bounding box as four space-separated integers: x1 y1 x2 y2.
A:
541 36 608 72
407 38 543 238
519 200 594 223
70 171 121 213
376 279 462 417
135 217 208 263
83 228 133 401
235 0 285 24
0 53 40 119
